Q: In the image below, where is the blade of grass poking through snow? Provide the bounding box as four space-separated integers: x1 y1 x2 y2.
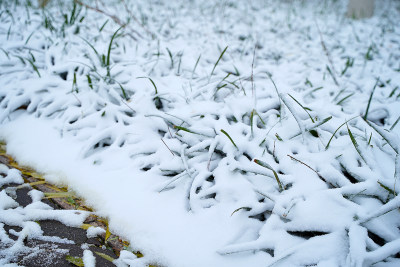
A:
26 58 41 77
210 46 228 80
107 26 123 67
377 181 396 196
99 19 109 32
116 81 128 100
137 76 158 94
365 120 399 154
253 159 283 192
166 48 174 69
390 115 400 131
368 132 372 145
336 92 355 105
192 54 201 78
287 154 335 188
250 110 254 136
173 125 209 137
86 74 93 89
255 111 265 125
363 77 380 120
288 93 314 123
72 72 77 93
346 123 368 164
310 116 332 129
231 207 251 216
106 26 123 75
80 37 101 64
220 129 238 149
325 116 358 150
24 31 34 45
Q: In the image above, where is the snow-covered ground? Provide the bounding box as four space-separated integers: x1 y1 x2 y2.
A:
1 0 400 266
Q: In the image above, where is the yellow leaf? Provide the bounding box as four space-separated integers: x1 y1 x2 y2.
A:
94 251 115 262
80 224 93 230
65 255 84 266
105 220 111 241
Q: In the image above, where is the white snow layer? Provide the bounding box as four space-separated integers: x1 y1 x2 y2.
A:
1 0 400 266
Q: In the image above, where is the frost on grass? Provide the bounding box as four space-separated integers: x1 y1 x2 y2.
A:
1 0 400 266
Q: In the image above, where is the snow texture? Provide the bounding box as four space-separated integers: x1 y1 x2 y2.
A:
1 0 400 266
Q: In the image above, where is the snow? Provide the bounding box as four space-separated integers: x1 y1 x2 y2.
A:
1 0 400 266
86 226 105 238
83 250 96 267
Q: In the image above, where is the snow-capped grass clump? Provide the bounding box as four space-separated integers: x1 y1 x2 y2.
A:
0 0 400 266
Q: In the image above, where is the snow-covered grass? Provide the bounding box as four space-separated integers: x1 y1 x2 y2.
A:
1 0 400 266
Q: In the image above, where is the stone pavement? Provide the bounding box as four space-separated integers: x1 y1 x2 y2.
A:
0 145 142 266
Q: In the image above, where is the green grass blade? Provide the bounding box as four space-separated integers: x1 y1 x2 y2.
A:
312 116 332 129
288 93 314 123
80 37 101 63
117 82 128 100
255 110 265 125
106 26 123 67
231 207 251 216
220 129 238 149
377 181 396 196
69 1 77 25
173 125 197 135
24 31 34 45
166 48 174 69
325 116 358 150
290 116 332 139
137 76 158 94
253 159 284 192
26 58 41 77
192 54 201 78
390 115 400 131
86 74 93 89
250 110 254 136
336 93 355 105
346 123 367 164
99 19 109 32
0 48 10 59
210 46 228 78
363 78 379 120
